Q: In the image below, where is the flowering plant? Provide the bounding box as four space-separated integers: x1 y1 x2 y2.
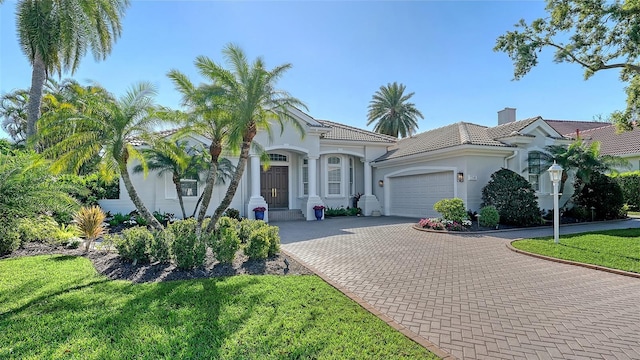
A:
313 205 325 210
253 207 266 212
418 218 471 231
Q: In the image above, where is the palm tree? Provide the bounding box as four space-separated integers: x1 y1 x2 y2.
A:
133 139 209 220
37 82 164 230
367 82 424 138
167 69 231 228
16 0 129 141
536 139 630 196
199 44 307 233
0 89 29 145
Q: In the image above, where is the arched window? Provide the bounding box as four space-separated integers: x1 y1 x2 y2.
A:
269 153 287 162
327 156 342 195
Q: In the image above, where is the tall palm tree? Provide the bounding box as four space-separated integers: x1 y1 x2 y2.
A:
167 69 231 229
37 82 164 230
199 44 307 233
16 0 129 141
367 82 424 138
134 139 208 220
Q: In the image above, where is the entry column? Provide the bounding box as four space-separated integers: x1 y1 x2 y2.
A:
247 154 268 220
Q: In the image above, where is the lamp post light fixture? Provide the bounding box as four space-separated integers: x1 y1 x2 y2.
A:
547 161 563 244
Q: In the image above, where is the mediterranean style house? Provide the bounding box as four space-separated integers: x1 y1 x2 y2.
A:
99 107 640 221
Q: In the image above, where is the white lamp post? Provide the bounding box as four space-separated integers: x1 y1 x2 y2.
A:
547 161 563 244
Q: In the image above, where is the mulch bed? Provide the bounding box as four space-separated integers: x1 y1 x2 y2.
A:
2 242 313 283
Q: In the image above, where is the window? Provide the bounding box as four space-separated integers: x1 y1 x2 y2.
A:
327 156 341 195
269 153 287 162
302 159 308 196
528 151 542 191
349 157 355 195
180 180 198 197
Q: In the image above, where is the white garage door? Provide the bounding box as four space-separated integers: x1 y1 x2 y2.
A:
388 172 454 218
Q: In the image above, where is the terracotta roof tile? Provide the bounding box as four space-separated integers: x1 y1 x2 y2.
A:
485 117 540 139
579 124 640 156
375 122 512 162
545 120 610 137
317 120 397 143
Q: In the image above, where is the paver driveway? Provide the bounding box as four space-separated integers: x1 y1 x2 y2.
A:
278 217 640 360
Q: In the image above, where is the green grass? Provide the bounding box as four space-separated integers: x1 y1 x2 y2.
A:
512 228 640 273
0 255 437 359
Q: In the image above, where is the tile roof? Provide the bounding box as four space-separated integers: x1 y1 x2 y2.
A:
485 117 540 139
579 124 640 156
375 122 513 162
128 128 179 146
317 120 397 143
544 120 610 137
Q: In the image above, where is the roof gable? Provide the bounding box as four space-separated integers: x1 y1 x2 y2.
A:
317 120 397 143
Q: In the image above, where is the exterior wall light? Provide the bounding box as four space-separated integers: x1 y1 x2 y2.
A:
457 172 464 182
378 179 384 187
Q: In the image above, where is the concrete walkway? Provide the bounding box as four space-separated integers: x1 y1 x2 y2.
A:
278 217 640 360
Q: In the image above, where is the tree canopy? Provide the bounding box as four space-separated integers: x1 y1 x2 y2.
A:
494 0 640 132
367 82 423 138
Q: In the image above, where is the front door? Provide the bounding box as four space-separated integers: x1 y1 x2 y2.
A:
261 166 288 209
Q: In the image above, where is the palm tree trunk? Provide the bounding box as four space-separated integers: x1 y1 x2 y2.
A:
173 175 187 219
196 142 222 227
205 136 252 233
191 193 205 218
119 162 163 230
27 51 46 144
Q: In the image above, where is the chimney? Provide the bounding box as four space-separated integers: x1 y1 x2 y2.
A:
498 107 516 125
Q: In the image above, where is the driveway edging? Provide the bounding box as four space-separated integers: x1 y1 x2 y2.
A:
280 248 457 360
506 241 640 279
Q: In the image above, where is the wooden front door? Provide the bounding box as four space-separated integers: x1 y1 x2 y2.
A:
261 166 289 209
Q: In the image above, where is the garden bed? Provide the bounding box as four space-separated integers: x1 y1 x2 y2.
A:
2 242 313 283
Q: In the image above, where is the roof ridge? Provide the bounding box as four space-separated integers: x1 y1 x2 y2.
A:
574 123 616 134
490 116 541 130
318 120 397 142
458 122 471 144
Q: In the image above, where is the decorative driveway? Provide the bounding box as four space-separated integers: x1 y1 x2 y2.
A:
278 217 640 360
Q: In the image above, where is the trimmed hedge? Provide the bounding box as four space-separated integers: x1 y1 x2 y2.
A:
433 198 468 223
574 172 625 220
611 171 640 210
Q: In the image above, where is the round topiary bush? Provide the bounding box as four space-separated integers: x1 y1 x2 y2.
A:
481 168 541 226
478 206 500 228
573 172 625 220
433 198 468 223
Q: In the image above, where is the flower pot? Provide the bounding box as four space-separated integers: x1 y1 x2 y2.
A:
254 210 265 220
314 209 323 220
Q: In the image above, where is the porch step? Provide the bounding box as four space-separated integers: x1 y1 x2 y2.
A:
268 209 305 222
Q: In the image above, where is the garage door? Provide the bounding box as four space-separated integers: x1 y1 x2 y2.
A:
388 172 454 218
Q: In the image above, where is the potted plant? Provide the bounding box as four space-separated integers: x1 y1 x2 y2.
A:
253 206 266 220
313 205 325 220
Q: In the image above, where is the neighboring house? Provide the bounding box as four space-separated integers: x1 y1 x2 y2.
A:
99 107 639 221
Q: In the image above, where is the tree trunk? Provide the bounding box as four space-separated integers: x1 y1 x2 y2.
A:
27 51 46 144
173 174 187 219
205 131 254 233
196 142 222 228
119 162 163 230
191 193 205 218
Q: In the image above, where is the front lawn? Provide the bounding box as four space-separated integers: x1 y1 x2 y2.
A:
0 255 437 359
512 228 640 273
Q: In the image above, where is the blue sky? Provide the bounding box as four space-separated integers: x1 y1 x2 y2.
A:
0 1 627 140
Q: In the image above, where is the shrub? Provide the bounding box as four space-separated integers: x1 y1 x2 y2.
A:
153 211 174 226
611 171 640 210
217 216 239 233
266 225 280 257
114 226 153 264
478 206 500 228
213 227 241 264
150 230 171 263
74 206 107 252
238 219 267 244
563 205 590 221
0 219 20 255
223 208 241 220
481 169 541 226
573 172 625 220
433 198 468 223
109 213 131 227
17 216 60 243
245 227 271 260
54 224 80 245
169 219 206 269
417 218 471 231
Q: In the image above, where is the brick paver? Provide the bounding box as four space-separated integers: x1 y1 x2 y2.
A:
279 217 640 360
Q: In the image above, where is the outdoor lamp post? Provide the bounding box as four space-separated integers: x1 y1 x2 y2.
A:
547 161 563 244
